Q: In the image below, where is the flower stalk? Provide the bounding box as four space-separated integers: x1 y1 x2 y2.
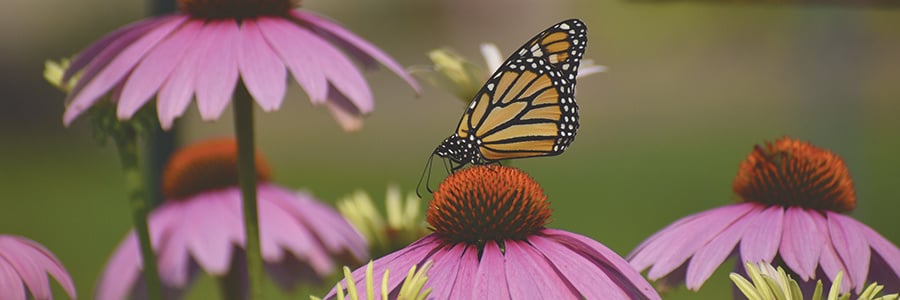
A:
112 125 162 300
233 83 265 299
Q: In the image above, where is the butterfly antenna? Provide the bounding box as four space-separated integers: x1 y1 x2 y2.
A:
416 152 436 198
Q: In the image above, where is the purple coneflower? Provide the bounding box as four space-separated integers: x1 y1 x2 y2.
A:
327 166 660 299
61 0 419 130
0 235 76 300
628 137 900 295
96 138 368 299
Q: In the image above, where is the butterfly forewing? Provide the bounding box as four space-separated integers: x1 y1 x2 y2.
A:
455 19 586 161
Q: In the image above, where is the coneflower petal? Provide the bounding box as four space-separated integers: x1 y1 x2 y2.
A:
185 197 235 276
65 16 170 83
292 10 421 94
811 211 852 293
504 240 576 300
237 19 287 112
448 246 479 299
779 207 825 281
0 258 27 300
258 17 327 103
740 206 784 264
529 234 629 299
117 20 201 120
157 20 213 129
64 16 187 125
647 204 751 279
472 242 509 299
546 229 658 298
827 212 871 293
194 20 240 120
426 243 464 300
686 204 760 289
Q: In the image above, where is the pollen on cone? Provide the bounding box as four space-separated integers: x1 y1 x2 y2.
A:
426 165 551 243
732 137 856 212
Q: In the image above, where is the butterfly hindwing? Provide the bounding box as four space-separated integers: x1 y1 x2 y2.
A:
456 19 586 161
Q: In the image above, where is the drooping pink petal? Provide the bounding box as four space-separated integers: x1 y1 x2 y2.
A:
425 243 464 300
779 207 825 280
685 204 760 290
858 220 900 286
292 11 376 68
148 201 182 249
292 10 421 94
0 257 26 300
372 241 438 297
194 20 240 121
542 229 659 299
810 211 852 293
326 234 438 299
257 17 328 103
471 241 510 299
326 86 364 131
448 245 480 299
156 19 215 129
645 203 757 279
11 237 76 298
63 15 188 125
185 194 236 276
504 240 578 300
629 203 756 272
274 189 367 261
740 205 784 264
866 252 900 294
157 217 191 287
0 238 53 299
237 19 287 111
96 233 141 300
65 16 172 83
629 207 711 264
529 234 629 299
828 212 872 293
259 194 333 276
316 43 373 114
117 20 202 120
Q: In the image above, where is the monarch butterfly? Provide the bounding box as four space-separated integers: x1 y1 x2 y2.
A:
419 19 587 195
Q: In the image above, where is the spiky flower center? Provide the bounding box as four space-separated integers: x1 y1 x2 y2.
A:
162 138 270 200
426 165 551 244
179 0 298 19
733 137 856 212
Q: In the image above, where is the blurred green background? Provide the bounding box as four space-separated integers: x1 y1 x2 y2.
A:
1 0 899 298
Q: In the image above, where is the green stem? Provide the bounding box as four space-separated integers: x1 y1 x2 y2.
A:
113 127 162 300
233 84 265 299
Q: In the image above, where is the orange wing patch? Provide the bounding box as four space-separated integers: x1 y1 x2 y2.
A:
481 123 558 143
492 71 519 105
541 32 572 64
475 101 528 137
466 93 491 130
499 71 537 104
520 105 560 121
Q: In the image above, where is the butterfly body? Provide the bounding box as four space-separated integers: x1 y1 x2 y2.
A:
433 19 587 171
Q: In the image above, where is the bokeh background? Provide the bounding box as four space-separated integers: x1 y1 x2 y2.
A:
1 0 899 298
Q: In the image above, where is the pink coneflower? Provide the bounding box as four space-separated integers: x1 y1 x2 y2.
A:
327 166 660 300
628 137 900 295
96 138 368 299
0 235 76 300
61 0 419 130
